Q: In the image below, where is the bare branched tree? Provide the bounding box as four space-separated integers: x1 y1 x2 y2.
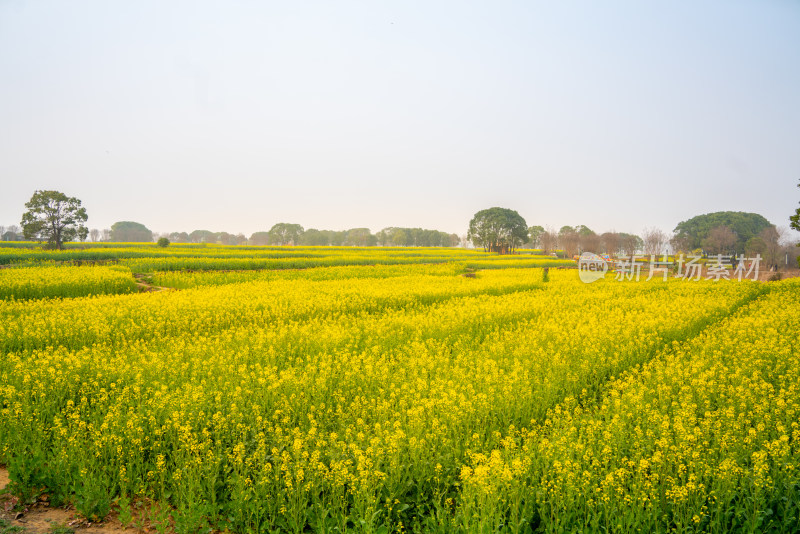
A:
540 227 557 254
670 233 689 255
642 227 668 256
575 226 599 254
600 232 620 256
580 232 600 254
558 226 580 258
619 233 642 256
702 226 738 255
760 226 783 270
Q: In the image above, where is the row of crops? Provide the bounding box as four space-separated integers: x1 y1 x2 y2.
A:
1 244 798 532
0 264 138 300
0 243 573 300
0 242 574 272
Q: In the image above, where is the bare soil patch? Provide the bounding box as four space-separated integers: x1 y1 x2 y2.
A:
1 467 134 534
133 274 174 293
0 468 9 490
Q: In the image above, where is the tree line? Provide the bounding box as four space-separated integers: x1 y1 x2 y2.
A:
180 225 460 247
522 219 793 266
74 222 460 248
469 207 798 270
8 191 800 271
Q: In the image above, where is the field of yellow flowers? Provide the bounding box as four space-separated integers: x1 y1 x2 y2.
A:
0 246 798 533
0 264 137 300
0 242 573 272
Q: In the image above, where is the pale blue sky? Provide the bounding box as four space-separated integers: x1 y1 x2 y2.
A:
1 0 799 238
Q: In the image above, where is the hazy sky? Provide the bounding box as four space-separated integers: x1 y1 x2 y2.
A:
1 0 799 238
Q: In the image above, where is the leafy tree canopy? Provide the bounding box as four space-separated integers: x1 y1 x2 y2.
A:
526 225 545 248
21 190 88 250
249 231 271 246
168 231 190 243
791 181 800 233
343 228 376 247
110 221 153 242
189 230 215 244
299 229 329 246
617 232 643 255
673 211 772 254
2 231 22 241
468 207 528 254
378 227 456 247
268 223 304 245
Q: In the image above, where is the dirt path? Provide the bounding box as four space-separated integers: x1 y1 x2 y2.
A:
133 274 174 293
0 467 8 490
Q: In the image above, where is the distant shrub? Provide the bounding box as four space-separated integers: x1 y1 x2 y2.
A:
157 237 170 248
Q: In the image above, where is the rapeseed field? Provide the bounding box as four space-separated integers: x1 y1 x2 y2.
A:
0 245 796 533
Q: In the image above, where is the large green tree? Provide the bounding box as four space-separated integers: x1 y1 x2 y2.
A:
391 229 408 246
467 207 528 253
791 181 800 233
673 211 771 254
110 221 153 242
268 223 304 245
189 230 215 244
168 231 190 243
377 227 456 247
526 225 545 249
298 229 329 246
21 190 88 250
344 228 376 247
